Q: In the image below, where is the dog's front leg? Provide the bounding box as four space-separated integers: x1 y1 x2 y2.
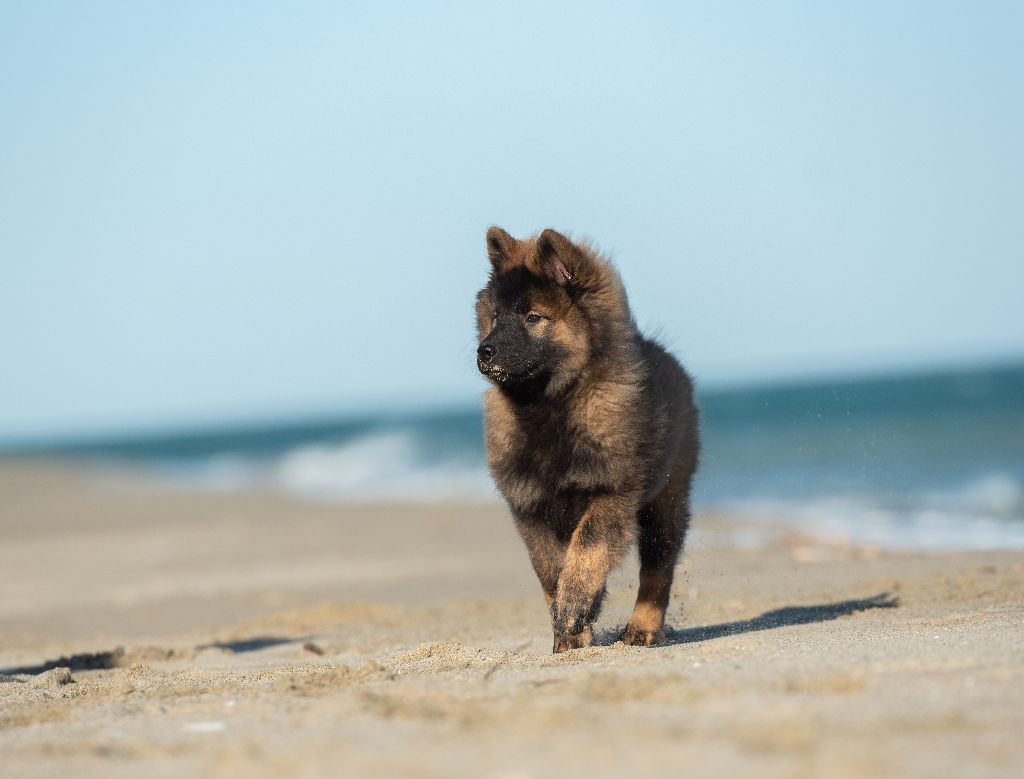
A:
551 494 635 653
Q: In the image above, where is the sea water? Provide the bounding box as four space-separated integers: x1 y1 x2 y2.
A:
11 363 1023 550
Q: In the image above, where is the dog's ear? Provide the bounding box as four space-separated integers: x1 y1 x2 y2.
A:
486 226 516 273
536 229 593 288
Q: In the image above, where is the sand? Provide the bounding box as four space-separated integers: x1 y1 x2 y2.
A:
1 460 1022 778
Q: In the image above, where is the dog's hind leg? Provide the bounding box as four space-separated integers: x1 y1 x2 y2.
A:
623 469 693 647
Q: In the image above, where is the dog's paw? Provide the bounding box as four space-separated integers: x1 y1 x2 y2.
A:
621 624 666 647
552 624 594 654
551 600 588 638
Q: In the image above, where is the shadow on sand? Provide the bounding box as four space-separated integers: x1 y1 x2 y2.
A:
0 647 132 676
2 595 900 674
664 592 899 646
0 635 305 676
195 636 301 654
599 592 899 647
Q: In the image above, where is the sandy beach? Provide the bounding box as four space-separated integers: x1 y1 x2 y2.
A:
1 460 1022 778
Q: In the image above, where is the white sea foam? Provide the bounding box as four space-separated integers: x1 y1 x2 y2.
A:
922 473 1024 518
273 432 493 502
161 429 494 503
717 473 1024 550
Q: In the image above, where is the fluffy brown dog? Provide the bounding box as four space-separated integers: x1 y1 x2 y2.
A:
476 227 700 653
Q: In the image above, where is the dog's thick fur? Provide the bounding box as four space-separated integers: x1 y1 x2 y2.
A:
476 227 700 653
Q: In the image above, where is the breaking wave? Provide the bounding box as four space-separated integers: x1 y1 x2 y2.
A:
162 429 495 503
716 473 1024 550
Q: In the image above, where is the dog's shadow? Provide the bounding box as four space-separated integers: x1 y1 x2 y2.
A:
598 592 899 648
3 595 900 675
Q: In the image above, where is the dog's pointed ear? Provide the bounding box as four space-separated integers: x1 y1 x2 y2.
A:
486 226 516 273
537 229 589 287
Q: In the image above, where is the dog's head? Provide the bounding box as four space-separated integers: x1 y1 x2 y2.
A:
475 227 624 398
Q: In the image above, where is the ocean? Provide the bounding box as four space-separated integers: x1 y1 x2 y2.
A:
9 362 1024 550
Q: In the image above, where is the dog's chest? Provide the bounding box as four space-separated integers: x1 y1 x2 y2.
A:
484 398 613 513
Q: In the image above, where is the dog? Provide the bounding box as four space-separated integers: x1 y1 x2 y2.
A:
476 227 700 653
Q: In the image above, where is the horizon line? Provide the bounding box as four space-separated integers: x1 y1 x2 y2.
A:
2 354 1021 454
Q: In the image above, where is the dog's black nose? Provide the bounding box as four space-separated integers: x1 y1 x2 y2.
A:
477 343 496 362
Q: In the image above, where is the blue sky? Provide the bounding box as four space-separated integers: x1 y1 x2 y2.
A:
2 2 1022 442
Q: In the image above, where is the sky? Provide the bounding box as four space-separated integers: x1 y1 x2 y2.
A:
2 2 1022 443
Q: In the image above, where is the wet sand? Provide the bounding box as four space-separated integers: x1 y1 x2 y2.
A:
1 461 1022 778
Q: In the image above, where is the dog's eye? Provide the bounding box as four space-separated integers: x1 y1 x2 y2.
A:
525 313 543 325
